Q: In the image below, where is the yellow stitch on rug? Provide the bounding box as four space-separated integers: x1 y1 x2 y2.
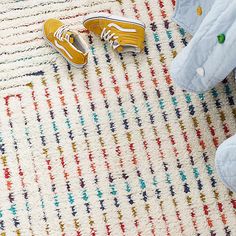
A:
118 210 123 220
103 213 108 223
89 216 94 226
173 198 177 207
59 222 65 232
112 134 118 144
172 51 177 58
74 219 80 229
192 117 198 127
131 207 137 217
0 156 7 166
57 146 63 155
145 203 150 212
200 193 206 202
213 190 219 200
187 196 192 205
99 137 105 147
220 111 226 121
71 142 77 152
26 82 33 88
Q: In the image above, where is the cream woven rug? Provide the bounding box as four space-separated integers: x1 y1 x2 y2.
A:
1 0 236 235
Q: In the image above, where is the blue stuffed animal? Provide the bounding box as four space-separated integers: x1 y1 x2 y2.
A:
171 0 236 93
171 0 236 192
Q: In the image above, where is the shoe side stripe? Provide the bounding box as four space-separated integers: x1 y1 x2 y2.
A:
54 40 73 59
108 23 136 32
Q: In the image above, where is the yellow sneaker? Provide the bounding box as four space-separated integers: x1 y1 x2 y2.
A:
43 18 89 68
83 13 145 53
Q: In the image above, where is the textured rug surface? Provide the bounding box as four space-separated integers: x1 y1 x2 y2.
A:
1 0 236 235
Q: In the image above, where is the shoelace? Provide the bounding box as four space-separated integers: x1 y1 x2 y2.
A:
100 28 119 49
54 25 71 41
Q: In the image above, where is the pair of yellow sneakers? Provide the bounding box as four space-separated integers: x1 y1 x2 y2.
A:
43 13 146 68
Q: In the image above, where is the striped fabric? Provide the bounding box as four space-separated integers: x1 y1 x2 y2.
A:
0 0 236 235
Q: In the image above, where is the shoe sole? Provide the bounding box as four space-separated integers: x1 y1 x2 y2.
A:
83 12 146 29
42 26 87 69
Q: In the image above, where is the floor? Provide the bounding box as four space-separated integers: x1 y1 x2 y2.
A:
0 0 236 235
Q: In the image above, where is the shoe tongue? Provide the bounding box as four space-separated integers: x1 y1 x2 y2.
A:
62 31 74 43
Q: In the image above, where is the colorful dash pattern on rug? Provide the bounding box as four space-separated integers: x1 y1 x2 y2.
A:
0 0 236 235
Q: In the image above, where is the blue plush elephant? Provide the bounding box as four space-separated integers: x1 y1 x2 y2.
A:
171 0 236 192
171 0 236 93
